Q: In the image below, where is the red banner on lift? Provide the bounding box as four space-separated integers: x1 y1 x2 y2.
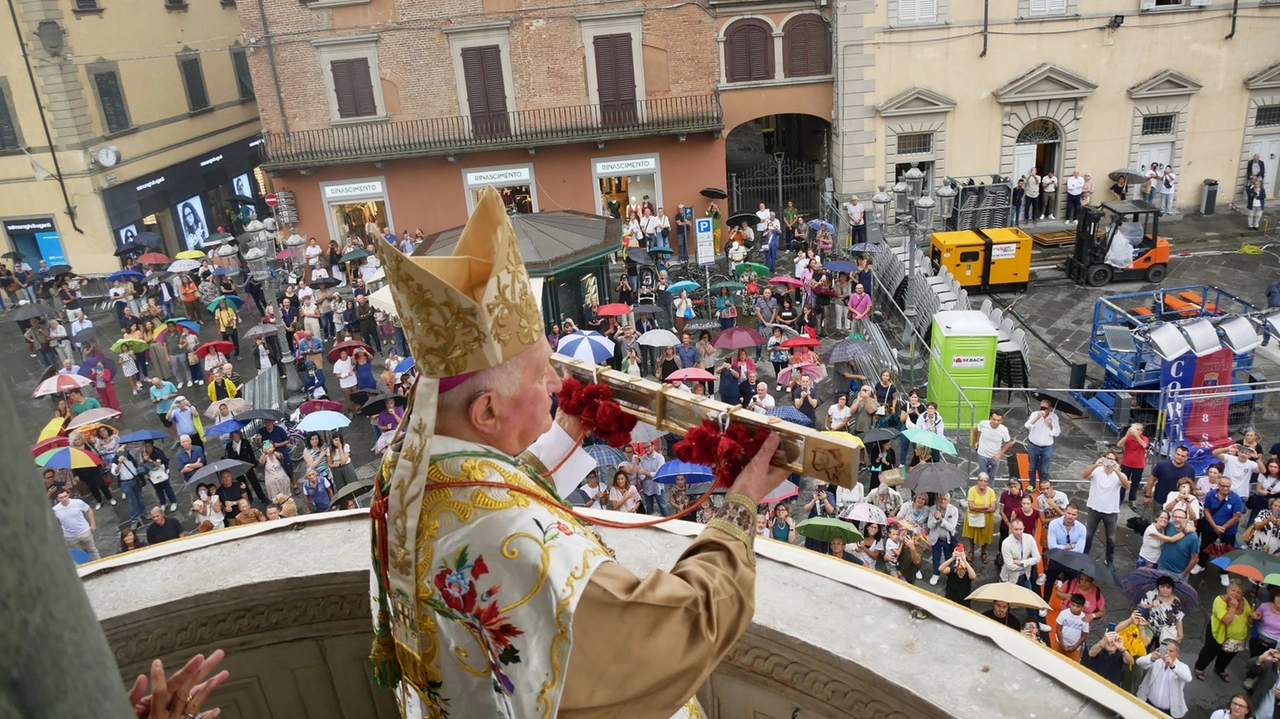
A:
1183 347 1233 447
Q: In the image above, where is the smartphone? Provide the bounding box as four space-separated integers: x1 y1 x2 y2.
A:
1106 622 1117 633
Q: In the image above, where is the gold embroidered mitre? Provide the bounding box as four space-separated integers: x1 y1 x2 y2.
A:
377 185 543 378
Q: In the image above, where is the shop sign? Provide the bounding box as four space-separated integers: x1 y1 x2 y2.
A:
695 218 714 266
4 217 55 233
595 157 657 175
465 167 531 186
323 180 384 200
135 176 166 192
199 154 224 167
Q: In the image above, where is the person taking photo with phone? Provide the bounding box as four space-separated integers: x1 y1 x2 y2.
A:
1083 451 1128 573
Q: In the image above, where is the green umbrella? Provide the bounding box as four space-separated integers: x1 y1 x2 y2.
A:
903 427 957 455
795 517 863 544
110 338 150 353
734 262 769 277
710 281 746 292
340 248 373 263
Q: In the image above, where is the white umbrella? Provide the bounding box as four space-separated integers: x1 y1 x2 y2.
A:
557 331 615 364
638 329 680 347
369 285 396 315
843 502 887 525
168 259 201 273
630 422 666 443
295 410 351 432
33 373 91 398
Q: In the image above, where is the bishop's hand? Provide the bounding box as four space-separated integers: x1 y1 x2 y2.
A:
727 433 788 505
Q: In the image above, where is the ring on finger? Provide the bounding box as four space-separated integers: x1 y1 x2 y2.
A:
184 713 201 719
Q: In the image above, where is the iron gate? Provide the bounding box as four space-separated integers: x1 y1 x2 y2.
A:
729 156 821 218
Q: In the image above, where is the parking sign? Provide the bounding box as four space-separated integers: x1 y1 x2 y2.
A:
695 218 715 265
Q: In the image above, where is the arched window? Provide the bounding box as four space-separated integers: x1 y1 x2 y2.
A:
724 19 773 83
782 16 831 78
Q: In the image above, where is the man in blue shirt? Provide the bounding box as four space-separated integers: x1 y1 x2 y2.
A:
149 377 179 439
1202 471 1244 586
1158 508 1200 579
1042 504 1086 600
165 396 202 447
258 418 293 480
674 332 698 373
175 434 206 485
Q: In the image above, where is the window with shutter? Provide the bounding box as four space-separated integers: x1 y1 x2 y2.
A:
593 34 637 125
724 20 773 83
330 58 378 119
75 0 99 9
1028 0 1067 15
0 87 18 150
231 49 254 100
783 16 830 78
460 45 509 138
179 57 209 111
93 71 131 134
897 0 937 24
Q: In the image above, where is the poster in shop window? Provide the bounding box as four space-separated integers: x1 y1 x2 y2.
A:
175 196 209 250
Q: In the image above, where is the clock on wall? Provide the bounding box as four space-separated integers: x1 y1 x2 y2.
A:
94 146 121 167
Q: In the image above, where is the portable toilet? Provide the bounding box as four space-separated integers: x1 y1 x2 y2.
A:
927 310 998 430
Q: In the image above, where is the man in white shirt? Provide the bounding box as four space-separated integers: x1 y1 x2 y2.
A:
1136 640 1192 718
52 490 99 560
1023 400 1061 484
1023 168 1040 223
1159 167 1177 214
755 203 771 237
69 310 93 359
999 518 1040 585
1064 170 1085 224
970 410 1012 479
844 196 865 246
1083 451 1128 571
1040 171 1058 220
1036 479 1068 524
639 208 659 248
746 382 775 414
1214 443 1265 500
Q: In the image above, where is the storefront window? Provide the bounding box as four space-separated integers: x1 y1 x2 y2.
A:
593 155 661 220
332 200 389 242
463 164 538 215
3 217 65 266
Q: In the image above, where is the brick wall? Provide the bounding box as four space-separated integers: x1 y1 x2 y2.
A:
239 0 719 135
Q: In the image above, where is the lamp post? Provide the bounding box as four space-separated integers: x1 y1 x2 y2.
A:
870 164 957 388
244 233 302 399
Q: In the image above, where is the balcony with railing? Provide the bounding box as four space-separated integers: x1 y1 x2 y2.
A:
261 94 723 170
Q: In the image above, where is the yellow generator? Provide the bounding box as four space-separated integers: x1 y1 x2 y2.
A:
929 227 1032 293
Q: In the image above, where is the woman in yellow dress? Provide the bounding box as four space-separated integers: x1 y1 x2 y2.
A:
964 471 998 564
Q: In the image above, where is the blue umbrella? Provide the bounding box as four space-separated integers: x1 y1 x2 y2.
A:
648 246 674 255
164 318 201 334
766 405 815 427
653 459 713 485
807 219 835 233
68 548 94 565
556 330 615 364
118 429 170 444
213 266 236 276
394 357 415 374
584 442 627 470
296 410 351 432
135 231 163 247
825 260 857 274
205 418 246 438
667 280 700 294
108 269 145 283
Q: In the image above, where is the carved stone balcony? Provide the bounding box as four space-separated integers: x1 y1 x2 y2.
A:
261 95 723 170
82 511 1147 717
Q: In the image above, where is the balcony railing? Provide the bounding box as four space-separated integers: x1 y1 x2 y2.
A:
261 94 723 169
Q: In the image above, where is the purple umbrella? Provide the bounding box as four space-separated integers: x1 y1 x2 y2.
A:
77 355 118 379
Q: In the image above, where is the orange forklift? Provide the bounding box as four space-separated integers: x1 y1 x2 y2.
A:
1065 200 1171 287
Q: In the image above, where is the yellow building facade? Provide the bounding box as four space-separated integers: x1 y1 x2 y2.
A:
0 0 261 274
833 0 1280 212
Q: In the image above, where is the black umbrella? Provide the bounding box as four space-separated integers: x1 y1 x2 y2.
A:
331 480 374 507
726 212 757 229
46 264 72 275
13 302 55 322
135 232 163 247
700 187 728 199
632 304 661 315
858 427 901 444
361 393 407 417
203 232 234 247
227 194 259 206
237 408 288 423
310 276 341 289
350 389 377 408
1031 389 1087 416
39 363 58 382
565 487 592 507
2 250 24 260
114 243 145 257
627 248 654 266
70 325 99 341
183 459 253 492
903 463 968 494
1045 548 1118 586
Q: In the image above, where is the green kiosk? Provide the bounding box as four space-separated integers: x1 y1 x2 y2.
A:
926 310 997 430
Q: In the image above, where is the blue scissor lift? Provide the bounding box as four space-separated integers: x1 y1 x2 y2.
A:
1074 285 1259 433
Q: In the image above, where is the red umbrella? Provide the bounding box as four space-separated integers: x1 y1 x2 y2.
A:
812 285 839 296
328 339 372 361
769 276 803 287
195 340 235 358
712 326 766 349
300 399 346 415
136 252 171 265
595 303 632 317
32 373 92 398
31 436 70 458
780 336 821 349
665 368 716 382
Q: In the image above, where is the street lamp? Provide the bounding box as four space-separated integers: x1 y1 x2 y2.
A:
244 235 302 399
870 163 956 388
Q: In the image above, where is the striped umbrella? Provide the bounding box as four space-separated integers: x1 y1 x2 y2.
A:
584 442 627 470
35 447 102 469
766 405 814 428
776 362 825 386
32 373 91 398
557 331 615 364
